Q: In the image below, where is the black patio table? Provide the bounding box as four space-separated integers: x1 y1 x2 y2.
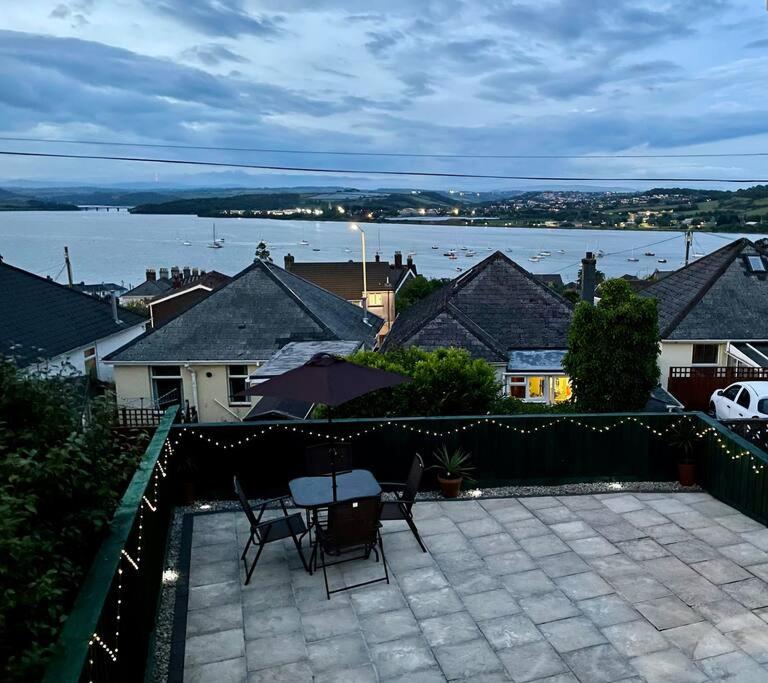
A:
289 469 381 508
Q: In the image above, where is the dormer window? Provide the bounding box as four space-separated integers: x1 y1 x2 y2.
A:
746 255 766 272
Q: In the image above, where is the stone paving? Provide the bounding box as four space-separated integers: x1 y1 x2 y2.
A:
182 492 768 681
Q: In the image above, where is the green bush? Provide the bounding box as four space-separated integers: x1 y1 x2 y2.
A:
395 275 451 313
326 347 501 418
0 358 148 681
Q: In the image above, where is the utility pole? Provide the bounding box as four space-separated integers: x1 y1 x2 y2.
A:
64 246 74 287
684 229 692 267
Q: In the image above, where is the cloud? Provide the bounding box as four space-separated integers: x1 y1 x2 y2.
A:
180 44 250 66
146 0 284 37
745 38 768 49
364 30 405 56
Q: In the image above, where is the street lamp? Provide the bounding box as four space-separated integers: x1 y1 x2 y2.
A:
350 224 369 323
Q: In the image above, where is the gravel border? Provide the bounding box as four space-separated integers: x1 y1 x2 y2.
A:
148 479 701 680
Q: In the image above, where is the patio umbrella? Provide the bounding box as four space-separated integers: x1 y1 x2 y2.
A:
246 352 411 497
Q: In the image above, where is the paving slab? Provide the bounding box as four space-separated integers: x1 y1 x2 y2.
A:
561 643 636 683
478 613 543 650
578 594 640 627
519 590 580 624
663 621 737 659
697 650 767 681
306 633 369 674
722 577 768 609
690 557 751 585
634 596 703 630
359 608 420 645
462 588 520 621
601 619 669 657
538 615 607 653
630 648 708 683
498 640 569 682
555 571 614 601
537 551 591 578
368 635 436 679
185 656 248 683
419 611 481 648
433 638 504 679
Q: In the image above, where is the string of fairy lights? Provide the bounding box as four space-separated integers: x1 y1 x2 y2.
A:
86 439 175 681
174 415 766 474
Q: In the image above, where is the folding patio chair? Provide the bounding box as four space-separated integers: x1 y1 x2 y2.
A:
312 495 389 599
233 476 308 585
379 454 428 552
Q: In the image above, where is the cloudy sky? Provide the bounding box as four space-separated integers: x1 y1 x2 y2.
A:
1 0 767 189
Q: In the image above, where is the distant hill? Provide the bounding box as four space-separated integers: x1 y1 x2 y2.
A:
0 187 78 212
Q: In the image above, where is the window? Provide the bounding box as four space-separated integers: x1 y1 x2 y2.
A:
737 389 752 409
527 377 546 401
746 255 766 273
367 292 383 307
228 365 250 405
758 398 768 415
507 376 526 399
151 366 183 409
84 346 97 378
722 384 741 401
692 344 718 365
552 376 572 403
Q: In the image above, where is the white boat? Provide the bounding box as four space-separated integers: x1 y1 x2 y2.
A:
466 251 476 257
431 245 439 249
182 240 192 246
557 249 565 254
300 239 309 245
529 256 542 262
455 267 462 272
657 258 668 263
597 249 605 258
207 223 222 249
539 250 552 256
460 246 468 251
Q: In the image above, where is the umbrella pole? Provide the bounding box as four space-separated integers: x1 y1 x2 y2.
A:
328 406 338 502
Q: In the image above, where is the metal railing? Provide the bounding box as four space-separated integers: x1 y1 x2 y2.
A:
723 418 768 453
42 408 178 683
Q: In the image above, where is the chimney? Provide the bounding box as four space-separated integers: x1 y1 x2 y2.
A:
394 251 403 268
146 268 156 282
158 267 169 280
406 254 414 269
110 293 121 323
191 267 199 277
171 266 180 279
183 266 191 280
172 272 182 289
374 252 380 263
284 253 295 270
581 251 597 303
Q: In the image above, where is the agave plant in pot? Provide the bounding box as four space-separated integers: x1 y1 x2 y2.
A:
429 445 476 498
668 419 699 487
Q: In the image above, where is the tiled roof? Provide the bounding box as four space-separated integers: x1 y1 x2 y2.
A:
150 271 231 304
106 259 383 363
382 251 573 361
640 238 768 340
0 260 147 367
122 278 172 298
286 260 413 300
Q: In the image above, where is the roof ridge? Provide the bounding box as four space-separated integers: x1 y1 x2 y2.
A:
445 301 508 360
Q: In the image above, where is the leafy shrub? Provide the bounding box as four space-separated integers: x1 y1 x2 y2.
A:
0 358 148 681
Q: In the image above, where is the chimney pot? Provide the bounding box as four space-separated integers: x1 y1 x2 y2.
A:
110 293 120 323
406 254 414 268
394 251 403 268
183 266 191 279
191 267 199 277
171 266 180 277
375 253 380 263
581 251 597 304
284 253 295 270
158 267 169 280
146 268 156 282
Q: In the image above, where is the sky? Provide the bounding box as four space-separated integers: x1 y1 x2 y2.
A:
0 0 767 190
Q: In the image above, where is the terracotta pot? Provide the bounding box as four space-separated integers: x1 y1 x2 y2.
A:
677 462 696 487
437 475 463 499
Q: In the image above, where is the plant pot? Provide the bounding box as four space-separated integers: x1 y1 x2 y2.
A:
677 462 696 487
437 475 463 499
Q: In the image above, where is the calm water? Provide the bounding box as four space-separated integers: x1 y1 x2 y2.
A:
0 211 761 288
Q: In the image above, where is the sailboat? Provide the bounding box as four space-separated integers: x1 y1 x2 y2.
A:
182 239 192 246
300 226 309 245
627 248 639 262
208 223 222 249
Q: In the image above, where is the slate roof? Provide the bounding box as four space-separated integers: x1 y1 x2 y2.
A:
381 251 573 362
0 260 147 367
639 238 768 340
249 340 362 379
286 259 413 300
122 278 172 298
534 274 564 289
149 271 231 304
106 259 383 363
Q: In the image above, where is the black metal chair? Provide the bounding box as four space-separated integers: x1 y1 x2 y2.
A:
312 495 389 599
233 476 308 585
379 454 428 552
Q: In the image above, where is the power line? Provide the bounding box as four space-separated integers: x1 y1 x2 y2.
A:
2 135 767 160
2 150 767 184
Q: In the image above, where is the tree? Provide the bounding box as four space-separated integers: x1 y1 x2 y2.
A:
562 279 660 412
327 347 501 418
254 241 272 262
395 275 450 313
576 267 605 290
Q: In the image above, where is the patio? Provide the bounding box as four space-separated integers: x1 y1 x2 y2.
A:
180 492 768 682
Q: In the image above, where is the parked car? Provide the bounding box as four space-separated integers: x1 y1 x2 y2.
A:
709 381 768 420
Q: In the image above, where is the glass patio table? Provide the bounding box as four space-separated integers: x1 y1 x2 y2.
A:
289 469 381 508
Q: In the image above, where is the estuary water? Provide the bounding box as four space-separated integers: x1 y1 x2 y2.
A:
0 210 761 289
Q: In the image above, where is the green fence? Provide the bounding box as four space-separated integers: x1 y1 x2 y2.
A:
42 409 177 683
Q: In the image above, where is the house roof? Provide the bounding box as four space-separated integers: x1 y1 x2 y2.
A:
286 259 413 300
105 259 383 364
382 251 573 362
250 340 362 379
0 260 147 367
534 274 564 289
639 238 768 340
122 278 172 298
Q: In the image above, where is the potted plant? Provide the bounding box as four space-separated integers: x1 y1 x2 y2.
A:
668 420 698 487
429 445 476 498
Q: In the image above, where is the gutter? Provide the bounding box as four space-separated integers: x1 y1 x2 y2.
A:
183 364 199 414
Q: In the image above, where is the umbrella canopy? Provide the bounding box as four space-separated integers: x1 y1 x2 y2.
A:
246 352 410 407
